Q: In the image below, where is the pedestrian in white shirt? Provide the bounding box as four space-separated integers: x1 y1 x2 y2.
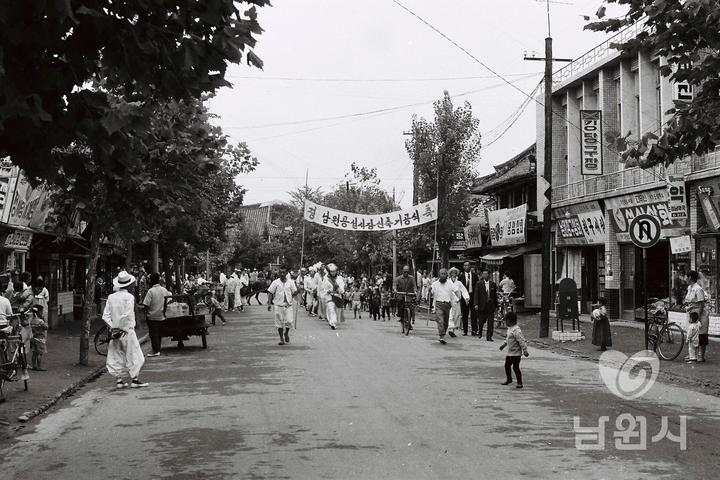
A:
431 269 460 344
238 269 250 311
103 271 148 389
321 263 345 329
219 271 228 310
304 267 316 313
447 268 470 338
314 264 328 320
267 267 298 345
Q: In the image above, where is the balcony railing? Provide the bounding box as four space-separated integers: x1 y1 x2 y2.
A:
551 149 720 203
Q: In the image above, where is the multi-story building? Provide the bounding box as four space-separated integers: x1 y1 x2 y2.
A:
538 20 720 330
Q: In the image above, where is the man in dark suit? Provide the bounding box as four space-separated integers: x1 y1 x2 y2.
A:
458 261 479 336
473 268 497 341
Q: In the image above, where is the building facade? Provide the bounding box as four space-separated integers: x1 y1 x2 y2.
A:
538 20 720 332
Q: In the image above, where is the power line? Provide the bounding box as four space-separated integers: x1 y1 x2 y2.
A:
225 72 543 83
228 74 541 130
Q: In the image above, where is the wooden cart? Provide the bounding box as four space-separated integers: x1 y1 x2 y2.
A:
161 295 208 349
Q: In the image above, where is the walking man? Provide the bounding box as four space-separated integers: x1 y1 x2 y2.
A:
238 269 250 311
321 263 345 330
142 272 171 357
431 268 460 344
459 262 479 336
394 265 418 328
305 266 317 315
103 271 148 388
267 266 297 345
474 268 498 341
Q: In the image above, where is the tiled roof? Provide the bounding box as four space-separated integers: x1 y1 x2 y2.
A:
471 144 536 195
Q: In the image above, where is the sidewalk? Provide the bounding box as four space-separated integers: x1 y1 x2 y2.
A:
513 312 720 396
0 315 149 441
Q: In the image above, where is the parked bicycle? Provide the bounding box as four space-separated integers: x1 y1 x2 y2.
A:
495 291 516 329
396 292 417 336
646 297 686 361
0 307 37 402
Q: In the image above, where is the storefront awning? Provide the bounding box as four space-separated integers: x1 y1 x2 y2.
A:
479 242 542 265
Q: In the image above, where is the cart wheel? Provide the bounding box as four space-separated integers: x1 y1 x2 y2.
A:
201 331 207 349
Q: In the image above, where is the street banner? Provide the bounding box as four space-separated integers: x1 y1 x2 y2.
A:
605 189 688 242
464 224 483 249
580 110 603 176
488 204 527 246
303 198 437 231
666 177 688 222
7 173 49 228
670 235 692 254
552 201 606 246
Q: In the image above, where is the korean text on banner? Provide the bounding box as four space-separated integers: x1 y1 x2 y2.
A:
580 110 603 176
464 224 483 249
488 204 527 246
605 189 688 242
303 198 438 231
553 201 606 246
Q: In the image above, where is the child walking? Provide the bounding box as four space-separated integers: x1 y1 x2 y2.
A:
499 312 529 388
210 291 226 325
30 307 48 371
381 287 390 321
351 287 362 319
686 311 700 363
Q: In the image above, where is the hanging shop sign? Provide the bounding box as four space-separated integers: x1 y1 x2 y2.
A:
694 179 720 232
605 189 688 242
2 231 33 250
7 174 49 228
672 63 694 102
552 200 606 246
666 177 688 222
669 235 692 254
464 224 483 249
303 198 438 231
580 110 603 176
0 164 19 224
488 204 527 247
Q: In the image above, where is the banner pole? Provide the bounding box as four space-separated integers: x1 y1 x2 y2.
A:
432 155 441 273
300 169 308 269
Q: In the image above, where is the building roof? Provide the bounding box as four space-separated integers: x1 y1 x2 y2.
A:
471 144 536 195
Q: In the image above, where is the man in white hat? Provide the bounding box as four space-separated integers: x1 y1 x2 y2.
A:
313 263 327 320
267 266 297 345
305 266 317 315
321 263 345 330
103 271 148 388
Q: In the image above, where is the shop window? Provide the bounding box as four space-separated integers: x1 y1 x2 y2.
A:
696 238 717 313
670 252 691 308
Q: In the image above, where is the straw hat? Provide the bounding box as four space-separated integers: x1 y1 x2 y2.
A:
113 271 136 289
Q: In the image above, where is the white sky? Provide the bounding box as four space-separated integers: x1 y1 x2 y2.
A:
208 0 622 207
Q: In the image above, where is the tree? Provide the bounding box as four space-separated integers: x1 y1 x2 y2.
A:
0 1 268 183
47 95 255 365
586 1 720 167
405 92 482 268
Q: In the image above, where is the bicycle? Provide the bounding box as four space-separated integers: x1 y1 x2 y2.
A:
495 291 515 329
94 304 150 356
0 308 35 402
396 292 417 336
646 297 686 361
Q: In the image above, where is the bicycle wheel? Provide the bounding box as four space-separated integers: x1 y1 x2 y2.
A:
656 323 686 361
94 325 109 356
404 307 412 335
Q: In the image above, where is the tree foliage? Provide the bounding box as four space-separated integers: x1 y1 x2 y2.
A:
405 92 481 267
586 0 720 167
0 0 268 182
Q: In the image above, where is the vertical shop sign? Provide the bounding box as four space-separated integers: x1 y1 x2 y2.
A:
667 177 688 222
580 110 603 176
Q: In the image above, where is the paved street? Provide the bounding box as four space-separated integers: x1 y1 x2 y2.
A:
2 304 719 480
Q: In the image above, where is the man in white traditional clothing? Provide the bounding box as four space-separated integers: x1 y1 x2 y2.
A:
238 268 250 311
322 263 345 330
304 266 316 314
267 266 297 345
447 267 470 338
314 263 327 320
103 271 148 389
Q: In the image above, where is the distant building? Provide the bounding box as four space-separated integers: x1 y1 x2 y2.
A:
239 200 290 242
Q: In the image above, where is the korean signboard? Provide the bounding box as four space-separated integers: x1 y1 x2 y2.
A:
488 204 527 246
0 163 19 224
7 174 49 228
464 224 483 249
552 201 607 246
303 198 438 231
694 179 720 231
2 231 33 250
666 177 688 222
450 231 466 251
605 189 688 242
669 235 692 254
580 110 603 176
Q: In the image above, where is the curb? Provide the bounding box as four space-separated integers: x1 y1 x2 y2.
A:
16 333 150 424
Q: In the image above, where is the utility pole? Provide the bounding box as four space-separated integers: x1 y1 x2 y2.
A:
392 187 397 279
402 130 419 205
524 2 572 338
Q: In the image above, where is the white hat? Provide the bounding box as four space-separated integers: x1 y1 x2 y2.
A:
113 271 136 289
327 263 338 272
